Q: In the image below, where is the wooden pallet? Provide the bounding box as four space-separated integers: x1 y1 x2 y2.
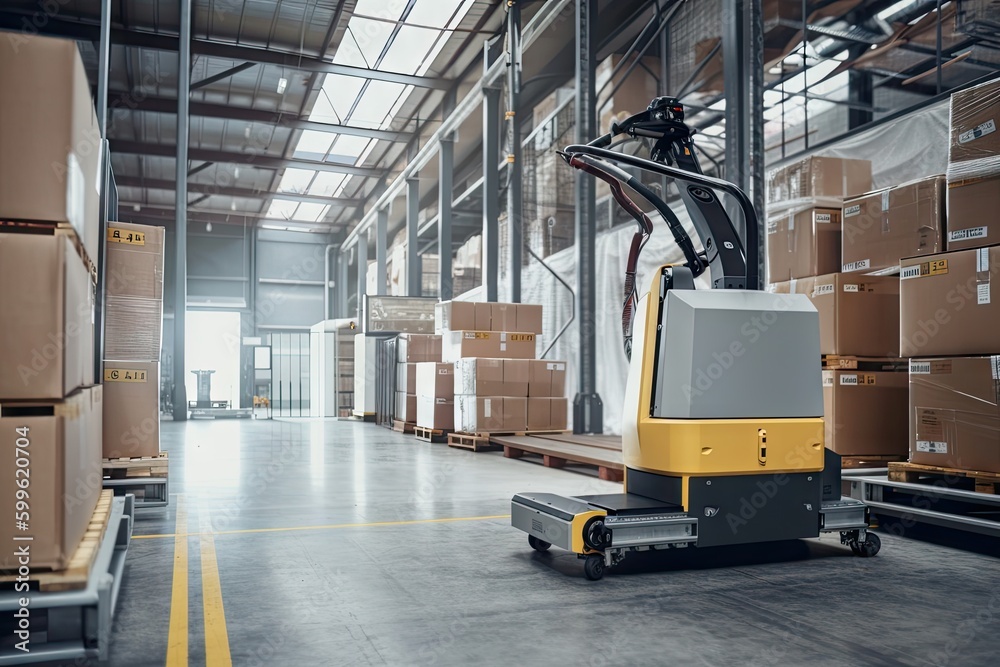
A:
102 452 169 479
0 490 113 592
841 454 906 470
888 461 1000 494
0 219 97 283
822 355 908 372
392 419 415 434
447 430 571 453
414 425 448 443
492 434 625 482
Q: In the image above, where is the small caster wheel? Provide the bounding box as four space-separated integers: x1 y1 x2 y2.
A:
528 535 551 552
583 554 605 581
855 532 881 558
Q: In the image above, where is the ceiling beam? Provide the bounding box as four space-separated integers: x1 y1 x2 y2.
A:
0 11 452 90
119 203 347 225
191 62 257 90
114 176 362 207
110 94 413 142
108 140 386 178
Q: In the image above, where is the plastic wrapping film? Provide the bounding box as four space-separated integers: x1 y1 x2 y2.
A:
766 157 873 205
946 77 1000 185
104 295 163 361
908 356 1000 474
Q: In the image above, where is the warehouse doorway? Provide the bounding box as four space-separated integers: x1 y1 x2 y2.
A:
185 311 242 409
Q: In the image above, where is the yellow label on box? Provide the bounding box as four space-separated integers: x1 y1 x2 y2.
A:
508 334 535 342
108 228 145 245
104 368 148 383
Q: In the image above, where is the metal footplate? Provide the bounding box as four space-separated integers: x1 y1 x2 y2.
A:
605 513 697 549
819 497 869 532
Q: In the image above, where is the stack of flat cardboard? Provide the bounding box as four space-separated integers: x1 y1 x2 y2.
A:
101 222 164 459
0 37 104 570
896 78 1000 476
432 301 567 433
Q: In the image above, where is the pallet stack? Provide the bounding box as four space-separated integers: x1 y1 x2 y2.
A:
766 155 914 463
102 222 165 461
432 301 568 450
898 77 1000 482
0 37 104 571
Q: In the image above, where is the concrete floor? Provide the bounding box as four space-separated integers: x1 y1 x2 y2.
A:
104 418 1000 667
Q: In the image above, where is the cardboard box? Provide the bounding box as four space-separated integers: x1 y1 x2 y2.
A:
908 357 1000 473
947 76 1000 185
0 234 94 400
395 391 416 423
769 274 900 357
528 360 568 397
527 397 569 431
105 222 166 299
455 396 527 433
455 358 504 396
0 386 102 570
102 361 160 458
766 207 841 282
442 331 537 362
435 301 476 332
517 304 544 334
396 334 442 363
0 37 101 261
822 370 908 457
842 176 946 273
475 303 493 330
415 362 454 399
503 359 530 397
396 362 417 394
417 396 454 430
947 175 1000 250
900 246 1000 357
491 303 517 331
766 156 872 204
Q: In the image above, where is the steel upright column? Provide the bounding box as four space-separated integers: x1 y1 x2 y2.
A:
94 0 111 382
375 207 388 296
357 231 368 322
482 86 501 302
338 249 349 318
438 138 454 300
172 0 192 421
573 0 603 434
723 0 764 289
505 0 523 303
406 177 421 296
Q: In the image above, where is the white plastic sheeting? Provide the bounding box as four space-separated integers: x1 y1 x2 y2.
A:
516 99 951 434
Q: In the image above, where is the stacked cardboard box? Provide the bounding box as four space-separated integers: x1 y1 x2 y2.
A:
898 79 1000 476
416 363 454 431
0 37 103 569
767 157 909 457
395 334 441 424
433 301 567 433
946 77 1000 250
102 222 165 459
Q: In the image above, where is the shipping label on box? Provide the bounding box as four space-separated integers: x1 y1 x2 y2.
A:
416 362 454 399
442 331 536 362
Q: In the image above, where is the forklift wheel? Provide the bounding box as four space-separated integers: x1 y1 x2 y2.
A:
583 555 605 581
528 535 551 552
855 532 881 558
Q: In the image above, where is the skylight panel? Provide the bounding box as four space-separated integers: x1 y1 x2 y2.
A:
291 203 331 222
309 172 347 197
354 0 406 21
313 74 366 123
330 135 372 160
382 84 414 129
278 168 316 194
380 25 440 75
407 0 464 29
266 199 299 219
340 17 394 67
293 130 333 159
352 81 406 129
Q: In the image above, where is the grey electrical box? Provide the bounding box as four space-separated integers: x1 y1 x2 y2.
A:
652 290 823 420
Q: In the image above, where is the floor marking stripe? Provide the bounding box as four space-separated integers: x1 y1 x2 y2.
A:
200 525 233 667
135 514 511 540
165 495 188 667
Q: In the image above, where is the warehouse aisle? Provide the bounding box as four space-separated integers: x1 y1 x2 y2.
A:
106 419 999 667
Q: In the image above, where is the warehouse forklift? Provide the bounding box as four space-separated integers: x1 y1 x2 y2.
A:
510 97 880 580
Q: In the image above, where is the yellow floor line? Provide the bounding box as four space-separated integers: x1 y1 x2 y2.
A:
199 519 233 667
165 495 188 667
135 513 511 540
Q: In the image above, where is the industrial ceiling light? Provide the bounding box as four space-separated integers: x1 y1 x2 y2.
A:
277 77 288 94
231 201 237 211
206 222 213 233
132 204 141 212
234 166 240 178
